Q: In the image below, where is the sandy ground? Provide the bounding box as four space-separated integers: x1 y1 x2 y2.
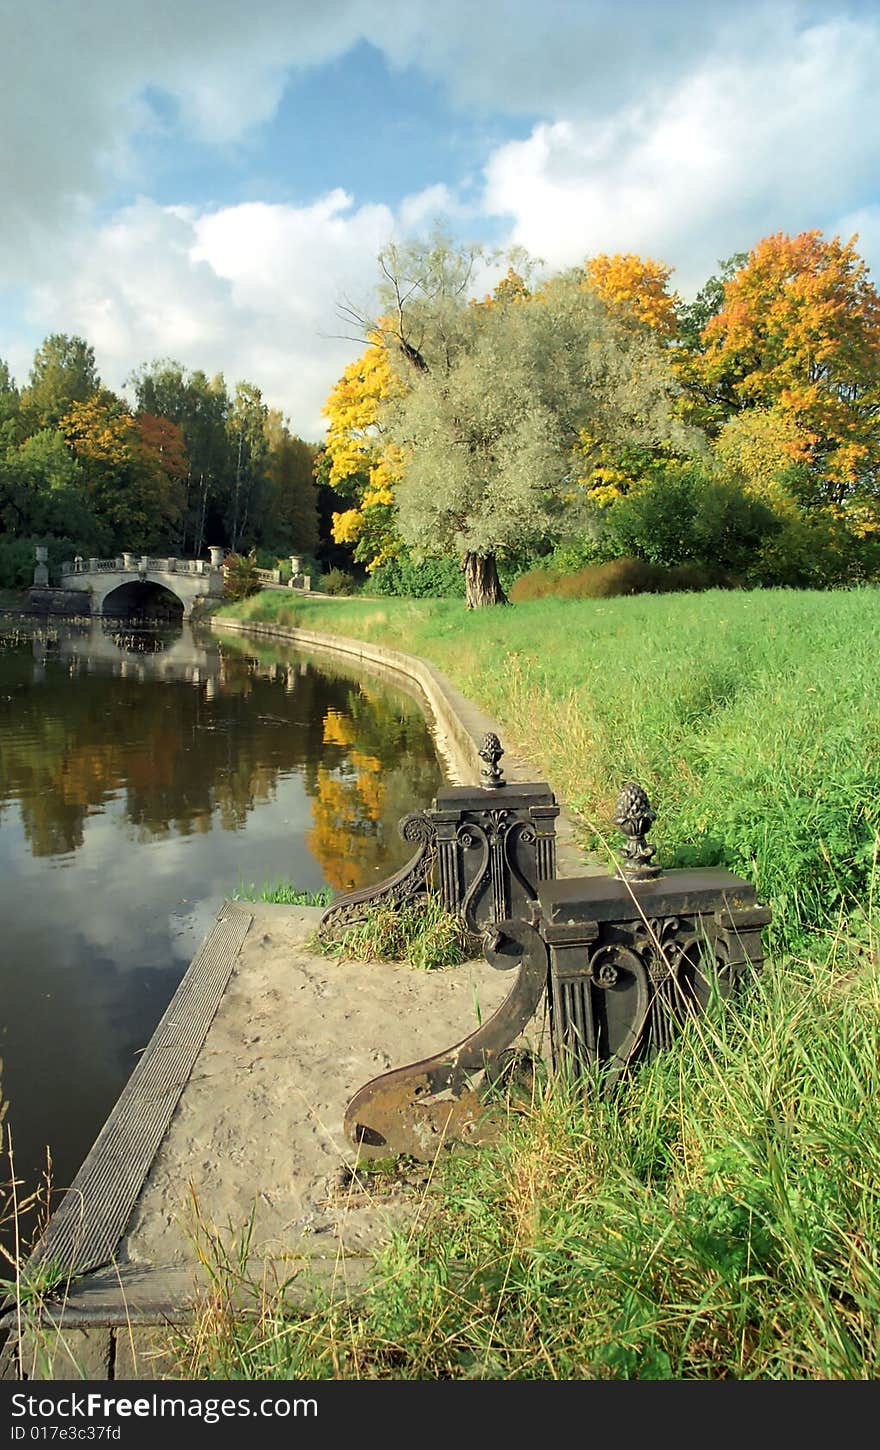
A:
120 902 547 1273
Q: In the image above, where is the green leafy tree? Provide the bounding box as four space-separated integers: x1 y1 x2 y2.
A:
377 246 688 606
0 359 20 441
262 411 319 555
0 428 95 541
21 334 100 432
129 360 232 554
226 381 269 553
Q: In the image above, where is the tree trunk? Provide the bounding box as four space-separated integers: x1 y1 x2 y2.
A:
463 552 508 608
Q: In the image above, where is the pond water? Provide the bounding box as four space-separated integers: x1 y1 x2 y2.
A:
0 616 444 1232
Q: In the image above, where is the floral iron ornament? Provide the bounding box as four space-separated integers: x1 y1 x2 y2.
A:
613 782 660 880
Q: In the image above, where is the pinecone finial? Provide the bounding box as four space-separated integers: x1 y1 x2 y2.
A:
613 782 660 880
478 732 505 788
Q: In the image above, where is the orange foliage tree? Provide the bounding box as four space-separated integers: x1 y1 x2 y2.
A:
695 231 880 508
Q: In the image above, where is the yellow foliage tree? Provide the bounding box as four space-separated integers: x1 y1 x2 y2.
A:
322 333 405 570
584 253 681 340
715 408 809 507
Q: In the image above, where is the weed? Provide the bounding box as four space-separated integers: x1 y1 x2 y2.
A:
232 880 333 907
316 894 473 971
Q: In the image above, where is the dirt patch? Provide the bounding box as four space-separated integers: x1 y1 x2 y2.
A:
120 903 547 1273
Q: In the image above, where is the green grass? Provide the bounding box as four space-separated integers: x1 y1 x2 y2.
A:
317 894 473 972
173 586 880 1380
171 912 880 1379
232 880 333 907
220 586 880 954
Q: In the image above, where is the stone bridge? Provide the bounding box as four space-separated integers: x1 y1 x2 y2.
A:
56 548 227 618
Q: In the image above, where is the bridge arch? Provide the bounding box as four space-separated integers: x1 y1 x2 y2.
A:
99 578 187 620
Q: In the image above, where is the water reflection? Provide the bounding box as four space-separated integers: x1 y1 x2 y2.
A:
0 620 442 882
0 616 444 1229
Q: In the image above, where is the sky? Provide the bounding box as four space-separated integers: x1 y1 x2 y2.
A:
1 0 878 440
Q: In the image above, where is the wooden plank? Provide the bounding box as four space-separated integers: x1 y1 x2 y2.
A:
24 906 254 1281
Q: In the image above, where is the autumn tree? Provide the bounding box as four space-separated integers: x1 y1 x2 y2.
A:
129 360 231 554
694 231 880 508
677 253 748 354
569 253 687 502
60 390 186 551
584 253 681 340
322 335 404 571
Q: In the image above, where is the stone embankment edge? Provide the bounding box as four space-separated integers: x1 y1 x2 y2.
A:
211 614 588 877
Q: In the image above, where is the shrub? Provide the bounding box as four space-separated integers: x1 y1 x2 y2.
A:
223 552 261 601
320 567 359 596
367 553 465 598
750 508 880 588
0 535 92 591
597 463 779 576
510 557 713 602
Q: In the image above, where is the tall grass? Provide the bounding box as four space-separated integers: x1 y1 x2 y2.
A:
220 587 880 952
173 912 880 1379
181 587 880 1379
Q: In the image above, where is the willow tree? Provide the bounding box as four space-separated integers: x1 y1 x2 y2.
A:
380 256 688 606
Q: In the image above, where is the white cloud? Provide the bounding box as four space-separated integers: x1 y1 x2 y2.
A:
2 1 878 433
481 16 880 293
15 191 409 437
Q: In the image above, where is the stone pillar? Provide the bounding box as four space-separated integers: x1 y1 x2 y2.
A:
88 557 99 573
289 555 303 576
33 545 49 588
209 546 224 569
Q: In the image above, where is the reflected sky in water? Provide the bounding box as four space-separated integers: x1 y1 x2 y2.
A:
0 618 444 1224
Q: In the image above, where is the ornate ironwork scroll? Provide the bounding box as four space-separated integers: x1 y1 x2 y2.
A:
540 875 770 1086
318 735 560 941
344 919 549 1160
317 810 436 942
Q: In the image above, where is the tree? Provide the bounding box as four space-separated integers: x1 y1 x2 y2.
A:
694 231 880 507
324 232 493 576
262 412 320 555
0 428 93 541
380 252 687 606
226 381 269 553
21 334 100 432
0 359 19 438
584 253 681 339
129 360 232 554
322 334 404 571
677 253 748 354
60 390 185 551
